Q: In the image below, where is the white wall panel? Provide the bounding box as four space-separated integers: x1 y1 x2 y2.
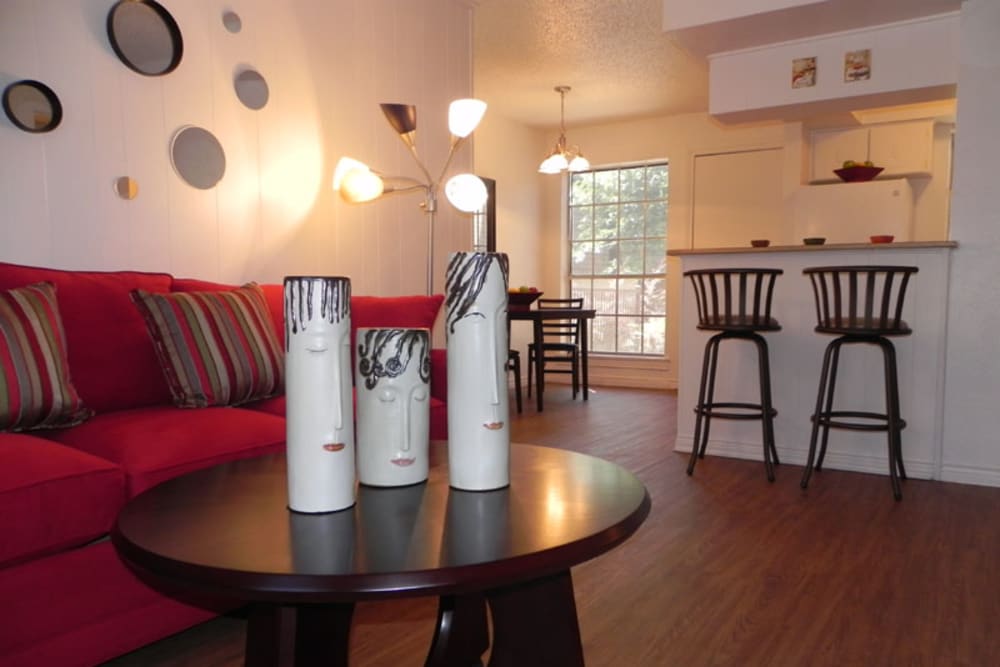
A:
0 0 475 295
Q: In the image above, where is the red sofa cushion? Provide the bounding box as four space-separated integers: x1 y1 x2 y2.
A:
131 284 284 408
1 283 92 431
0 262 173 412
0 433 125 567
0 540 223 667
43 406 286 497
351 294 444 350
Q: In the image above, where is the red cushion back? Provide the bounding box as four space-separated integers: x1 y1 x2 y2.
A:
0 263 173 412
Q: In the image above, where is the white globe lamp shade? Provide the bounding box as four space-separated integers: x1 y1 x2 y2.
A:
444 173 488 212
448 99 487 138
568 154 591 172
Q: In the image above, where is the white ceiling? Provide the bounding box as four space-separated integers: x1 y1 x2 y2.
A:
472 0 961 130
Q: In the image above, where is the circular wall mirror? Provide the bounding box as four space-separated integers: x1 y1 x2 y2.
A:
222 11 242 33
2 80 63 133
107 0 183 76
114 176 139 200
234 69 269 110
170 126 226 189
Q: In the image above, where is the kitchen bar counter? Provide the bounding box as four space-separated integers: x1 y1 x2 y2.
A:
668 240 957 256
670 241 955 482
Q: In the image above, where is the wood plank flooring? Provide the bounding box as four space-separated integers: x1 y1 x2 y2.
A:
103 387 1000 666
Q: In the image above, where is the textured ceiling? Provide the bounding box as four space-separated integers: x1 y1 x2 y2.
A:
472 0 962 130
473 0 710 129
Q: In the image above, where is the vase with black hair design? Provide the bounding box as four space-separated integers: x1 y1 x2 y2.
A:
445 252 510 491
355 327 431 487
284 276 355 513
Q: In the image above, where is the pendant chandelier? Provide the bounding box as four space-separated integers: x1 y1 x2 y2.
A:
538 85 590 174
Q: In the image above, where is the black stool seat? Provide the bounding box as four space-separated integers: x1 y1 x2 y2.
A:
684 268 783 482
801 265 918 500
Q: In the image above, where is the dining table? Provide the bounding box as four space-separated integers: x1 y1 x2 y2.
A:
508 306 596 411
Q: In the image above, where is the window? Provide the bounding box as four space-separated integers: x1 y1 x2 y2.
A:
568 162 668 356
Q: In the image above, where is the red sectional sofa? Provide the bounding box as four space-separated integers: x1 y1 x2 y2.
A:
0 261 447 667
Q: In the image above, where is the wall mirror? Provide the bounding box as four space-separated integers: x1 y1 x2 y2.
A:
170 126 226 189
107 0 183 76
2 80 63 133
234 69 269 110
222 11 242 33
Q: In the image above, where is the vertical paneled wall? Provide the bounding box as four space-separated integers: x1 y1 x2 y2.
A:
0 0 474 294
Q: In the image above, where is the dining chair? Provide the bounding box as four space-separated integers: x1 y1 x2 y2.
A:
527 297 584 400
507 349 523 413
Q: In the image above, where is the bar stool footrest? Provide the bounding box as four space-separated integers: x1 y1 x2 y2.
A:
812 410 907 432
695 402 778 421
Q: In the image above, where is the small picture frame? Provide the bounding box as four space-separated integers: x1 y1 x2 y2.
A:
844 49 871 82
792 57 817 88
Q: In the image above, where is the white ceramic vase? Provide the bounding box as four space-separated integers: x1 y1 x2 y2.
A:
284 276 355 513
355 327 431 487
445 251 511 491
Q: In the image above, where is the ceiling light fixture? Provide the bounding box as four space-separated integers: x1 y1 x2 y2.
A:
539 85 589 174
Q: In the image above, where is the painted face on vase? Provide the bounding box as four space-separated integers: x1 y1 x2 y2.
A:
284 276 355 512
355 328 431 486
445 252 510 436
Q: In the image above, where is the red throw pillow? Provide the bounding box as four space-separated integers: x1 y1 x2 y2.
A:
131 283 284 408
1 283 92 431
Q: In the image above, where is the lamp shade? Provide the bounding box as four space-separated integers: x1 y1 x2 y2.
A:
333 157 369 191
379 104 417 135
444 173 488 212
339 166 385 203
448 99 487 138
538 152 569 174
568 154 591 171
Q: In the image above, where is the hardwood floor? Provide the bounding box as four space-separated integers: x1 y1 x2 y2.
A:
104 387 1000 666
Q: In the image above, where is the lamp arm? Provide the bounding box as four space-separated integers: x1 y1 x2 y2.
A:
434 135 467 189
402 144 436 191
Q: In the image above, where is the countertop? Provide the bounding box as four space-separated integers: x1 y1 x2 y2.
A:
668 240 957 256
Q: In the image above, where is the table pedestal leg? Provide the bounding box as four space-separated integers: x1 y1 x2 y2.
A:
425 594 490 667
245 603 355 667
486 570 584 667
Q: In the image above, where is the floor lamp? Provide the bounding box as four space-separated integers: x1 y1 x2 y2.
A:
333 99 488 295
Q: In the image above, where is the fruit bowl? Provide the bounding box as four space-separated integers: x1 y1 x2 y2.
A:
833 165 884 182
508 290 542 311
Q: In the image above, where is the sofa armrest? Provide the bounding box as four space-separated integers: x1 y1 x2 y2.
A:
430 348 447 402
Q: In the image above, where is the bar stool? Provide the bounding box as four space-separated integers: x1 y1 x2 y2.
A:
800 265 918 501
684 268 783 481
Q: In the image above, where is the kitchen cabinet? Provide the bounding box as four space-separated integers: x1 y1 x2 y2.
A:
809 120 935 182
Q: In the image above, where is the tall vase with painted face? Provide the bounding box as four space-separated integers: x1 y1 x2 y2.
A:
284 276 355 513
355 327 431 487
445 252 510 491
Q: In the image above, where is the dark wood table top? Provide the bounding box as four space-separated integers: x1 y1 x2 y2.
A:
112 443 650 604
508 308 596 321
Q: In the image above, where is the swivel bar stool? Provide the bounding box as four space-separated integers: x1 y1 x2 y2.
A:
684 268 783 481
800 265 918 501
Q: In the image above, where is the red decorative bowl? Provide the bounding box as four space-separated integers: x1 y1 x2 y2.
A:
508 290 542 311
870 235 894 244
834 166 884 182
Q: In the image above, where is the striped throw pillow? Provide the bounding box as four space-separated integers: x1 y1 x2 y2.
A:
1 282 92 431
131 283 284 408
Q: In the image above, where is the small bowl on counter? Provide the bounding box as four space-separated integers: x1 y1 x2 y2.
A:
834 165 884 182
750 239 770 248
803 237 826 246
870 235 895 244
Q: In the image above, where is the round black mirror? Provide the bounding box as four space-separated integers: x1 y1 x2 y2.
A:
170 126 226 189
107 0 183 76
234 69 269 110
2 80 63 133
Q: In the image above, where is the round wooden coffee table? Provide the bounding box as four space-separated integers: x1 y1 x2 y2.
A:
112 443 650 666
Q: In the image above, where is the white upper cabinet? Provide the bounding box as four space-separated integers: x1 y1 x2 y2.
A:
808 120 935 182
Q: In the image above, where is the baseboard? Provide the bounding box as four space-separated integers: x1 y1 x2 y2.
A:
939 464 1000 488
674 436 936 480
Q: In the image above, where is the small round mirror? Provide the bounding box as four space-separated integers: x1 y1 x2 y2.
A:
2 80 63 133
107 0 183 76
234 69 269 110
170 126 226 189
222 11 242 33
114 176 139 200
